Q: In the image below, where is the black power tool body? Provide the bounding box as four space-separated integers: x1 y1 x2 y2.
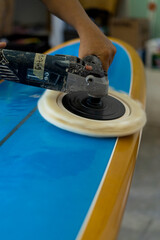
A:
0 49 125 120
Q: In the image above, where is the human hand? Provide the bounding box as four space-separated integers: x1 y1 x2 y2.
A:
78 22 116 71
42 0 115 71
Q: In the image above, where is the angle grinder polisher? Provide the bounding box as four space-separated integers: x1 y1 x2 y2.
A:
0 48 146 137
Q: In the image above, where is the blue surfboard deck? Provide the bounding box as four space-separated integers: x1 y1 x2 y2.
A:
0 41 131 240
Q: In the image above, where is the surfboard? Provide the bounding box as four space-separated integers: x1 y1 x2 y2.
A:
0 38 146 240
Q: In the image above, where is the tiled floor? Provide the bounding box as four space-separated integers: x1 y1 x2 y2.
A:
118 69 160 240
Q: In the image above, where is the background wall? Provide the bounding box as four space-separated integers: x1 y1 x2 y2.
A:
129 0 160 38
12 0 160 43
14 0 47 25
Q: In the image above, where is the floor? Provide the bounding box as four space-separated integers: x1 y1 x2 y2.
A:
118 69 160 240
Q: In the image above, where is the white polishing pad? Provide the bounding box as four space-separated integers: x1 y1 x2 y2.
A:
38 89 146 137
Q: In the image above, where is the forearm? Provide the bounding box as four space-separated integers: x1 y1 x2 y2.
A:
42 0 116 71
41 0 95 36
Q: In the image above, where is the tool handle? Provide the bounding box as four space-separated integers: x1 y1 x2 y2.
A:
0 49 71 91
0 49 108 97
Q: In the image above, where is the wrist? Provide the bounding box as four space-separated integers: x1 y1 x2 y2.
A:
77 20 104 42
76 19 97 38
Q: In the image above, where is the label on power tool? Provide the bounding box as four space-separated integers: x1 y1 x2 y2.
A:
33 53 46 80
27 69 50 82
